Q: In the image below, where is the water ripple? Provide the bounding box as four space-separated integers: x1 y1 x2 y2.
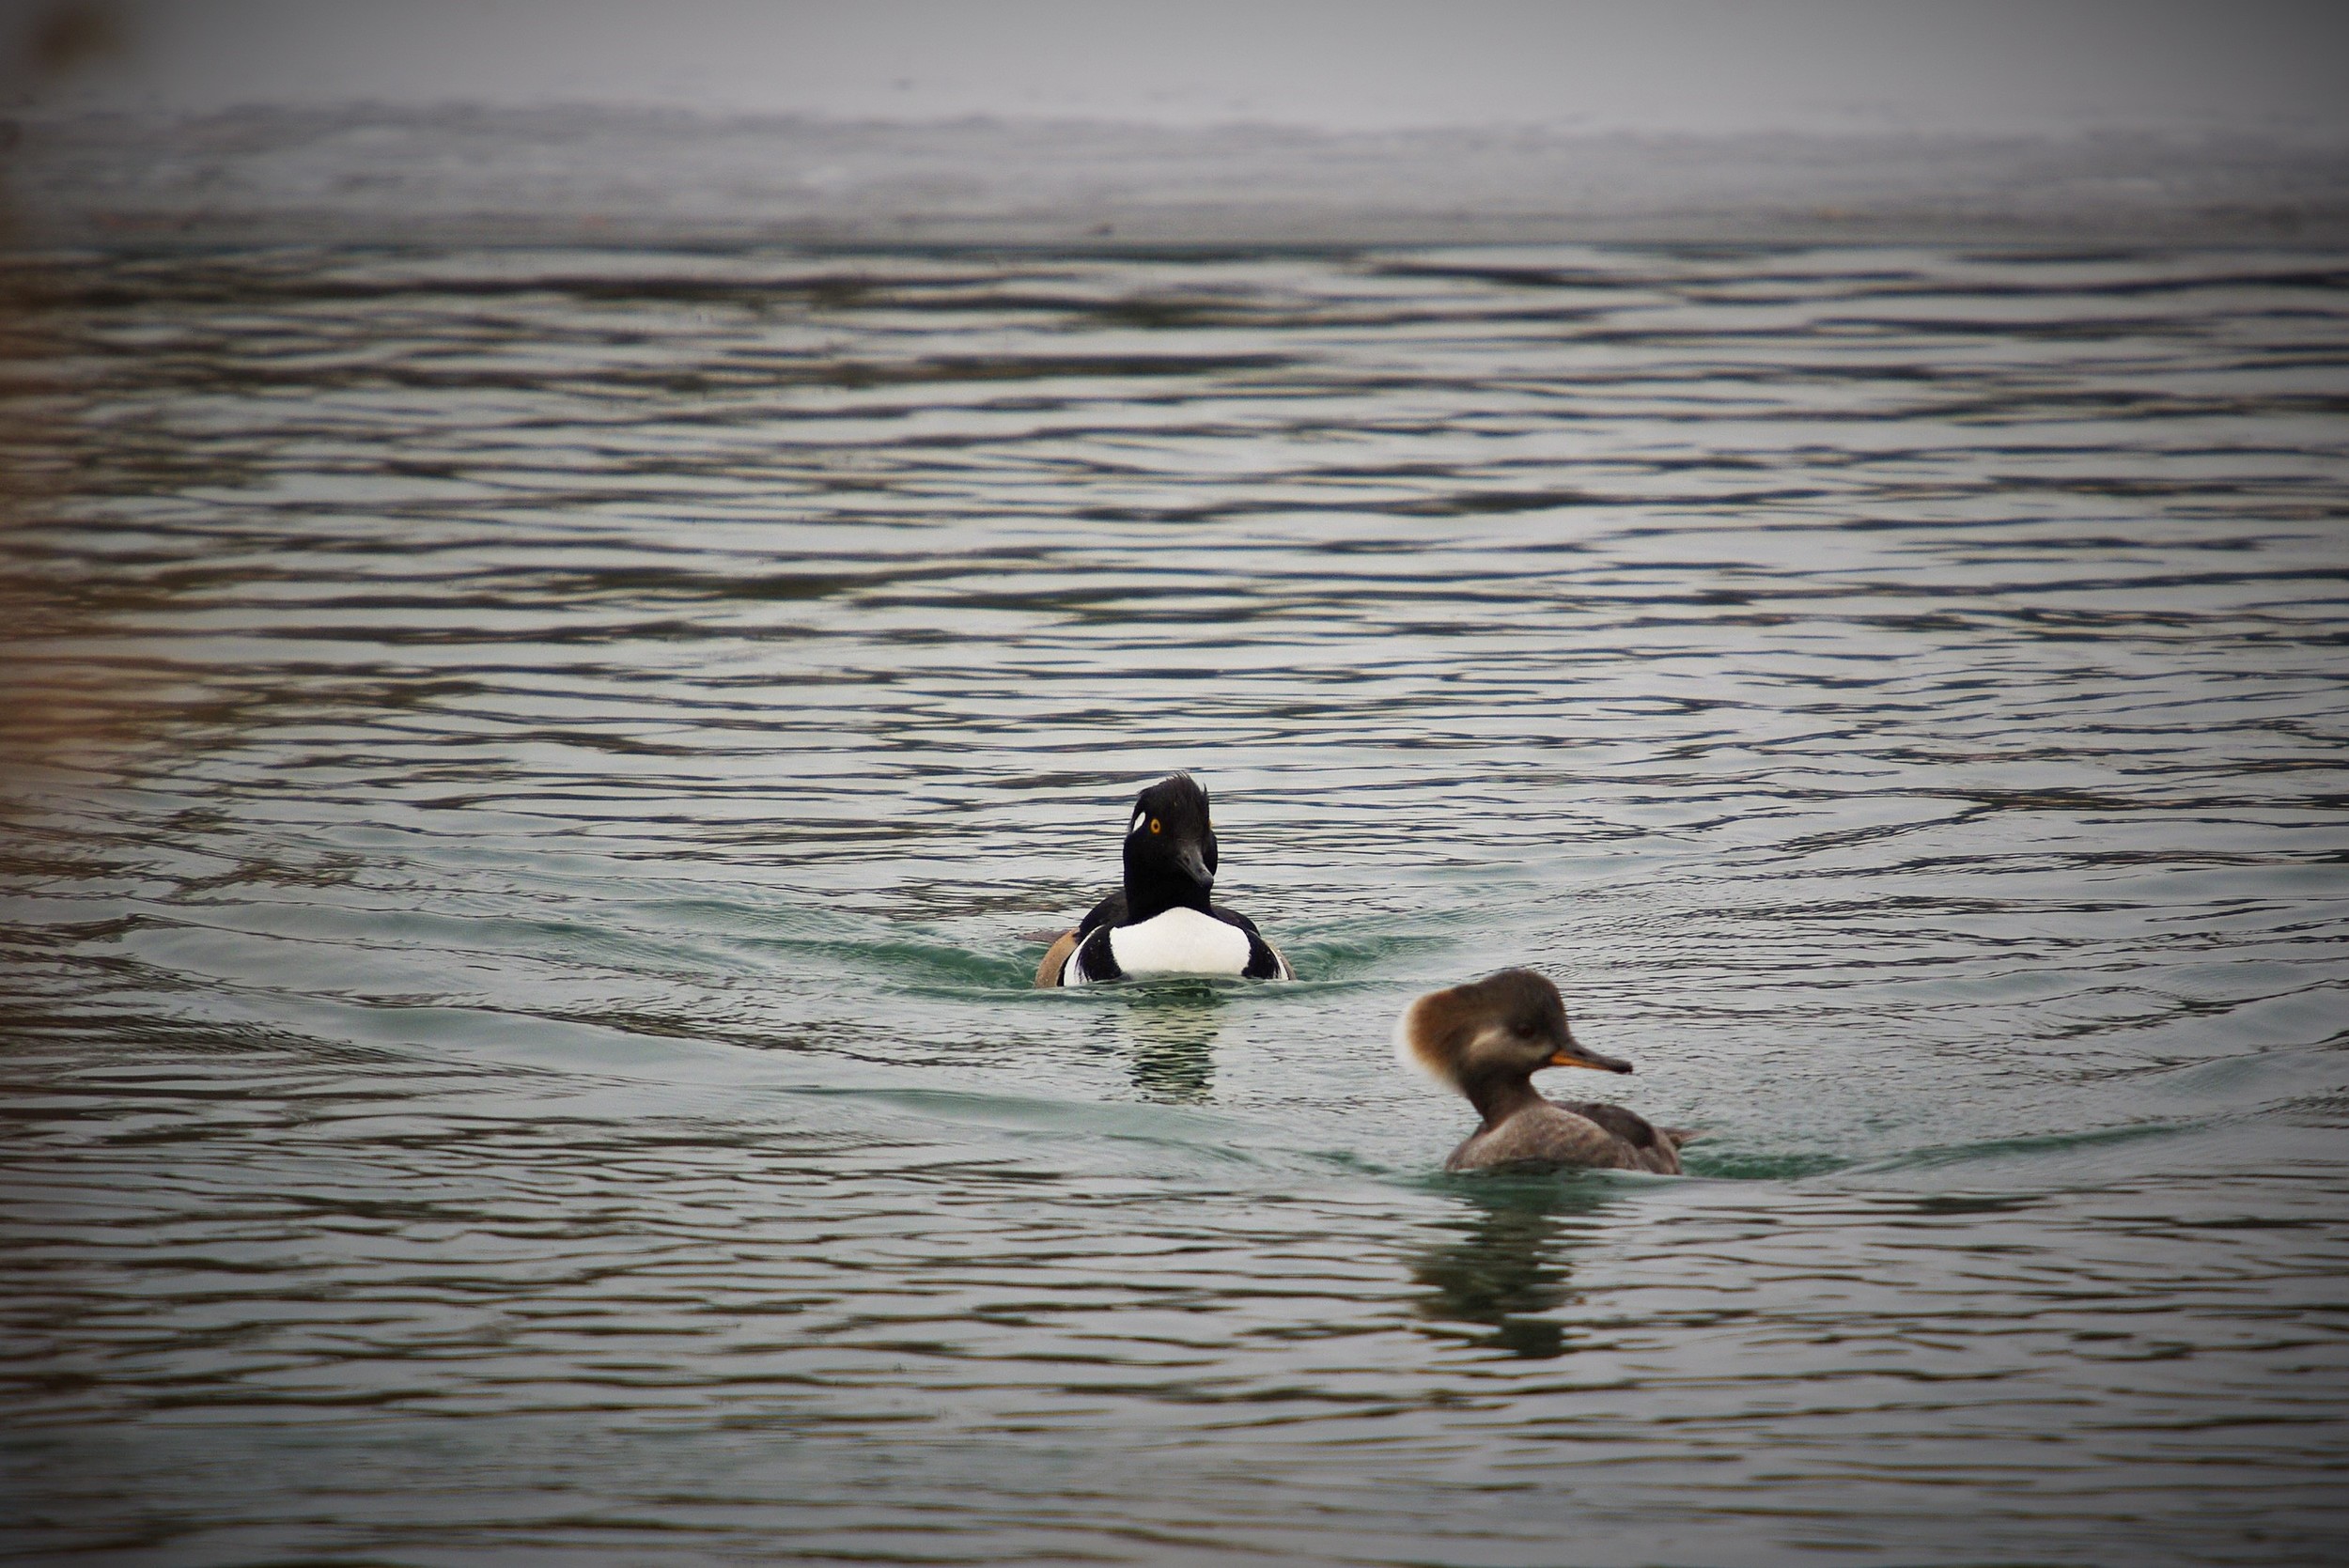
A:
3 241 2347 1563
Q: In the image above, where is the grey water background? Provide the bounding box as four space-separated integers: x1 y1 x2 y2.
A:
5 110 2349 1566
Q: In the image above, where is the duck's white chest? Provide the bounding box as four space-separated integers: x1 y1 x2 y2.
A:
1107 907 1251 977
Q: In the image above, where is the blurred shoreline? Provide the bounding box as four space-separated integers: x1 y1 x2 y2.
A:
5 105 2347 251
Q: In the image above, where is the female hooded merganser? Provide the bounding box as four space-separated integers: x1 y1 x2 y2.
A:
1397 968 1690 1174
1034 772 1293 987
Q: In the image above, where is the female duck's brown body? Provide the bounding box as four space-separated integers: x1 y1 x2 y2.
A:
1398 968 1690 1175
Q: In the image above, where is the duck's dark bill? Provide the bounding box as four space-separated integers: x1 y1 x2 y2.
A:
1548 1046 1634 1074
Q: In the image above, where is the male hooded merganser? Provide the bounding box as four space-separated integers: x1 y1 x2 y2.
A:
1034 772 1293 987
1397 968 1691 1174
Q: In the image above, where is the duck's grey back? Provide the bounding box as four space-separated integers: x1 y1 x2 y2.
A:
1446 1100 1683 1175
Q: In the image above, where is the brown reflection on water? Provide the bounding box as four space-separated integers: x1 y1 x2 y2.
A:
0 259 95 784
7 3 194 790
0 260 184 794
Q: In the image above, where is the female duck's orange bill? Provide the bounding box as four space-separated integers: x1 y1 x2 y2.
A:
1547 1040 1634 1074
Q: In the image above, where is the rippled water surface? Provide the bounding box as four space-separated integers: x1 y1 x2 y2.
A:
4 242 2348 1564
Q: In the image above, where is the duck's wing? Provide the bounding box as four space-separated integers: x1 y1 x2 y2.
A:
1449 1102 1682 1174
1034 890 1128 988
1447 1104 1641 1172
1208 904 1292 980
1552 1100 1684 1174
1555 1101 1661 1150
1034 929 1080 988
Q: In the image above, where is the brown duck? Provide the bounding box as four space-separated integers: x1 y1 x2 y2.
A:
1397 968 1693 1174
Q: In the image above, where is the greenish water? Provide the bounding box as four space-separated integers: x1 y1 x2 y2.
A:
2 241 2347 1565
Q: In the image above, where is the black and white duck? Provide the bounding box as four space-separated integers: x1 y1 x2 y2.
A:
1034 772 1292 987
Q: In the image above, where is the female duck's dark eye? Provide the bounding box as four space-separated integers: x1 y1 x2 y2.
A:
1149 817 1162 833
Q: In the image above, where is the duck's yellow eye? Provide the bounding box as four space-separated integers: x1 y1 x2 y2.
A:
1149 817 1162 833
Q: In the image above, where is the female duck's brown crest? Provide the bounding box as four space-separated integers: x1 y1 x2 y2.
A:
1395 967 1632 1091
1398 967 1684 1176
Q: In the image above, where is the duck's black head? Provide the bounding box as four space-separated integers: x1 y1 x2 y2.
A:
1122 771 1219 920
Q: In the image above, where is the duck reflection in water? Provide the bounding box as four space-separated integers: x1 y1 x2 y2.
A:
1410 1176 1616 1359
1114 979 1224 1101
